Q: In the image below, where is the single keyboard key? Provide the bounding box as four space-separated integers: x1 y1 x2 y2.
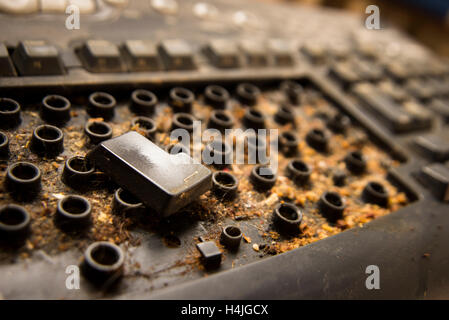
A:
0 0 38 14
122 40 162 72
418 163 449 202
0 43 16 76
428 98 449 123
158 39 196 70
78 40 125 73
329 62 361 88
40 0 67 13
12 40 65 75
267 39 295 67
87 131 212 216
353 83 414 133
402 100 434 130
239 40 268 67
204 39 240 69
68 0 96 14
414 133 449 162
351 58 383 81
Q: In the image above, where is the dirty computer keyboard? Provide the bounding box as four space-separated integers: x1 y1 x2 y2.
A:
0 0 448 300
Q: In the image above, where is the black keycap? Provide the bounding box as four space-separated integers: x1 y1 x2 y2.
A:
428 99 449 123
326 42 349 60
402 100 434 131
158 39 196 70
239 40 268 67
353 83 414 133
405 78 434 100
419 163 449 202
301 42 326 64
329 62 361 88
79 40 125 73
87 131 212 216
196 241 222 269
12 40 65 76
414 134 449 162
204 39 240 69
267 39 295 67
377 81 408 102
122 40 162 72
0 43 16 76
351 58 383 81
384 60 410 80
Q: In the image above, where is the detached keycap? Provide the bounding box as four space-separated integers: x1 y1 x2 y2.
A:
79 40 125 73
122 40 162 72
158 39 196 70
204 39 240 69
12 40 65 76
0 43 16 76
87 131 212 216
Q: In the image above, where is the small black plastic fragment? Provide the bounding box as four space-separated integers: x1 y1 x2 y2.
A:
87 131 212 216
196 241 222 269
